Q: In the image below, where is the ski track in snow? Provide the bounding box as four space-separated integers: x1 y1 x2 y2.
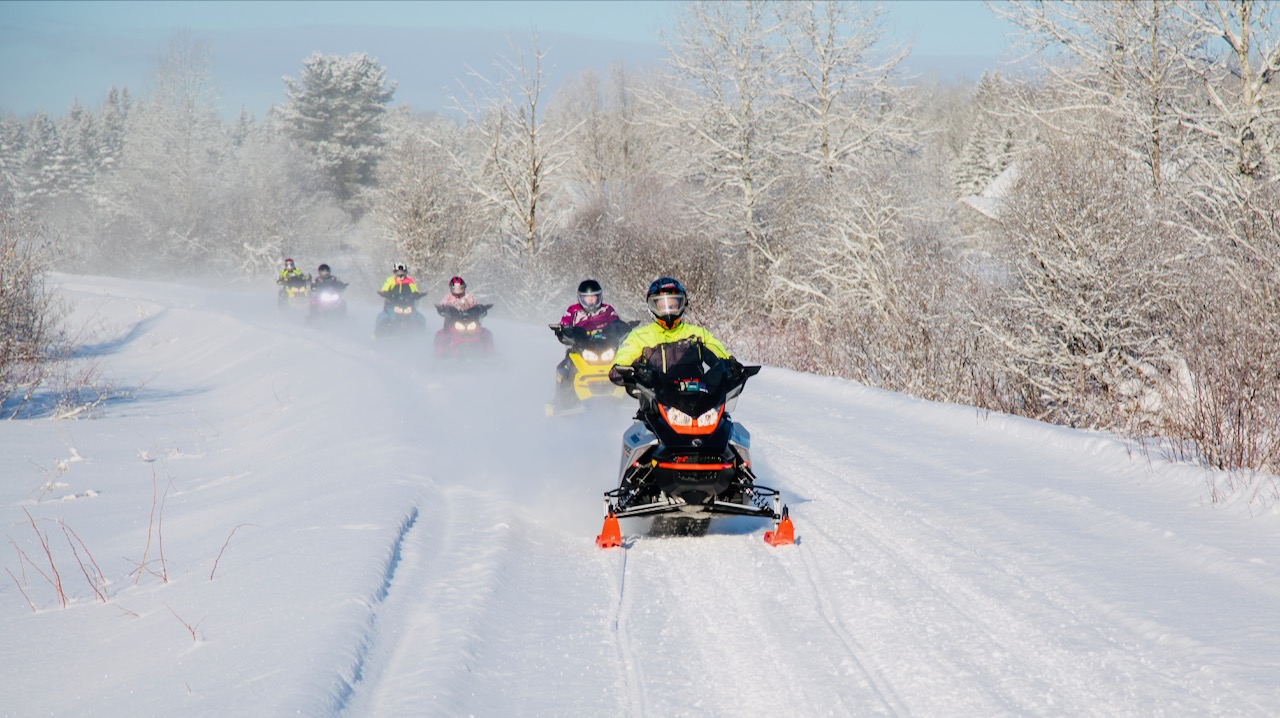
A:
4 277 1280 718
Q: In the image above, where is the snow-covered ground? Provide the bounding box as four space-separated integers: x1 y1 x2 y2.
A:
3 276 1279 718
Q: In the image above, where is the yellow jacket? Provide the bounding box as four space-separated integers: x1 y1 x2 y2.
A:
612 320 731 372
380 276 419 294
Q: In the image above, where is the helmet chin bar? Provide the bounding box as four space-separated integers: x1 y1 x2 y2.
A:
654 315 682 330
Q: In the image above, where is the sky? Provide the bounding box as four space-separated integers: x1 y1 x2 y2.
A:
2 274 1278 716
0 0 1018 120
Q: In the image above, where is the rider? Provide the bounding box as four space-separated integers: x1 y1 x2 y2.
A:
376 262 423 331
609 276 743 385
277 258 308 285
552 279 622 412
311 263 347 291
440 276 477 311
559 279 620 333
380 262 419 296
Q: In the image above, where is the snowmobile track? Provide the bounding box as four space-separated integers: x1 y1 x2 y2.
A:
607 545 647 718
332 503 421 716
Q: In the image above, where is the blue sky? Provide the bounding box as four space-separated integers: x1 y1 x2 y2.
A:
0 1 1017 119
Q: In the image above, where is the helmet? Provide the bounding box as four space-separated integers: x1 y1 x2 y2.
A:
449 276 466 296
284 258 295 270
645 276 687 330
317 263 331 274
394 262 407 274
577 279 603 314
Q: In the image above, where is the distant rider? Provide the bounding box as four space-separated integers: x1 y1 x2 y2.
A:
440 276 477 311
311 263 347 291
380 262 419 296
277 258 309 285
552 279 621 412
609 276 743 385
376 262 423 332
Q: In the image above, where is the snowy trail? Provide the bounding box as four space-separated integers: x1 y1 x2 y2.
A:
3 278 1279 718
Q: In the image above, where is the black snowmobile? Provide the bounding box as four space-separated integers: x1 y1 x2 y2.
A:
374 291 427 339
596 350 793 547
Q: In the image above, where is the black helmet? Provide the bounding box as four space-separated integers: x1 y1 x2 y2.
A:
449 276 466 296
318 263 331 274
577 278 603 314
645 276 687 330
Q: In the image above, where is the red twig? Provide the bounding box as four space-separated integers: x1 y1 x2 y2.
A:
209 524 256 581
164 603 205 643
59 521 106 593
5 567 36 612
22 508 65 608
157 467 172 584
60 523 105 602
135 466 158 586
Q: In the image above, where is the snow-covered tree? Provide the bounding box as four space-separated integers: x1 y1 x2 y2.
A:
950 72 1019 196
105 32 228 270
279 52 396 210
18 112 65 207
653 0 784 300
774 0 912 175
376 111 489 281
454 35 578 260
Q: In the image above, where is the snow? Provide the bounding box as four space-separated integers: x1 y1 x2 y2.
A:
960 161 1020 220
3 276 1279 717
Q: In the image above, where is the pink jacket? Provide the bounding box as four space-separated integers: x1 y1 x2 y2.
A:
440 293 477 311
559 303 619 333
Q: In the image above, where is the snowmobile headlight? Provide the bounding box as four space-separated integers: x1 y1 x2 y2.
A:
320 292 339 303
466 321 478 331
582 349 600 362
600 348 615 362
395 305 413 315
454 321 466 330
695 407 722 428
664 406 693 427
661 403 723 435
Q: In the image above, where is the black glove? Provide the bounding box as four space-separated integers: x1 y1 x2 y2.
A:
632 362 654 386
724 356 746 382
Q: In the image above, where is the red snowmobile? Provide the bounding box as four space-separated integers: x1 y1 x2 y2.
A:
433 303 494 359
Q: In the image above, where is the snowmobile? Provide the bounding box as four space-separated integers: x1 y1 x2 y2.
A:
306 281 348 324
433 304 494 359
596 352 794 548
277 275 311 310
374 291 427 340
546 319 639 415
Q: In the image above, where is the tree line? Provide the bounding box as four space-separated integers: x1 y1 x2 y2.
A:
2 1 1278 501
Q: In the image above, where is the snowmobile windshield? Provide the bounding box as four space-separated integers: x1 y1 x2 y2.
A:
644 356 737 420
647 293 686 318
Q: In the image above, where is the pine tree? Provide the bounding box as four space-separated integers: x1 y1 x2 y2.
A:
278 52 396 208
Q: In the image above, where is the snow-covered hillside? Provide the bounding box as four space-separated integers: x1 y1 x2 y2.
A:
3 277 1279 718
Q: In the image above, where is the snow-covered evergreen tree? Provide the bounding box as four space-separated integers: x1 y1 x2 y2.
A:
19 112 66 207
97 86 130 174
0 114 24 204
279 52 396 210
951 72 1017 197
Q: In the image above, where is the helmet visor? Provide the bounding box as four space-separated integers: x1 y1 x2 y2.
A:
648 293 686 318
579 292 601 308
